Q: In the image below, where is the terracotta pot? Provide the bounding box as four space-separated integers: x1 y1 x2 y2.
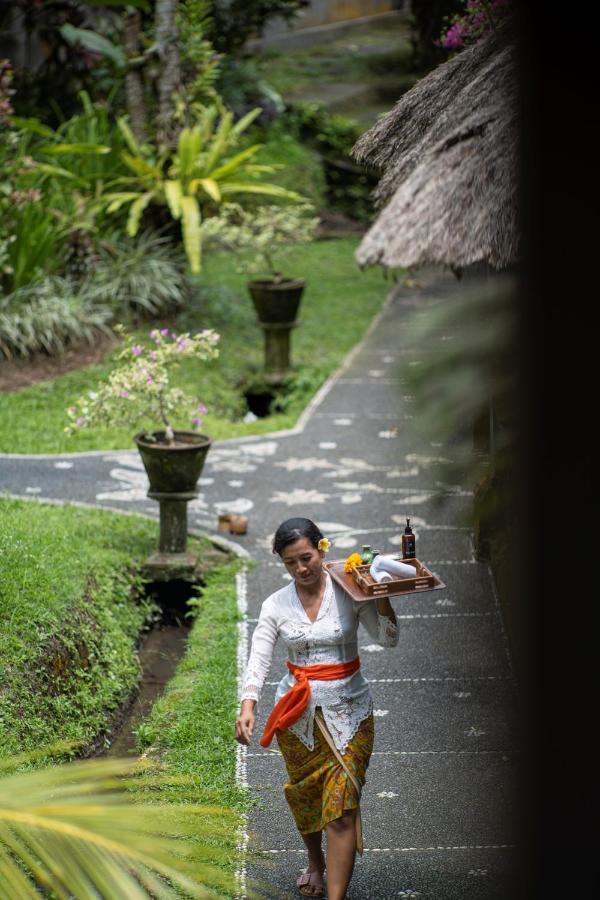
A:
247 278 305 325
134 431 212 495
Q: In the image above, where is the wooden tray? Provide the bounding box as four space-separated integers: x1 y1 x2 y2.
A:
325 556 446 601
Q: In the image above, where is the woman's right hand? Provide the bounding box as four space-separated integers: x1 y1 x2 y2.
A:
235 700 256 745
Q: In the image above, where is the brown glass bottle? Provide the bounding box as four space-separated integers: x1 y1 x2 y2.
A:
401 519 416 559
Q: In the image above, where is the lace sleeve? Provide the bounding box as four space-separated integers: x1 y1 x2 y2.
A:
240 597 279 704
356 599 399 647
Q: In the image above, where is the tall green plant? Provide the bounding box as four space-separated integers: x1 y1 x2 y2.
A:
5 201 67 292
102 104 303 272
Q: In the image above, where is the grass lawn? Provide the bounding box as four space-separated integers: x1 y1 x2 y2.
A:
249 18 412 98
0 237 393 454
138 559 247 809
0 498 158 757
0 499 213 760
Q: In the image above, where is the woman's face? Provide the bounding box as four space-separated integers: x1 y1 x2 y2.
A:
280 536 324 589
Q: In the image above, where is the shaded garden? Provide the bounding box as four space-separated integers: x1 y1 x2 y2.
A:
0 1 520 896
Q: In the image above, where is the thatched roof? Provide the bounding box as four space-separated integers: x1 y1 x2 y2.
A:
352 24 519 271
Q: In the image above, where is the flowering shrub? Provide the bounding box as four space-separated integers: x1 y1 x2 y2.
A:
201 202 319 281
439 0 511 51
66 326 220 442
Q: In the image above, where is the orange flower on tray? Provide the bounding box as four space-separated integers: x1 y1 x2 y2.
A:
344 553 363 574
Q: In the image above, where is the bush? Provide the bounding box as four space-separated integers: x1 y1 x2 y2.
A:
246 120 328 209
280 101 379 221
0 277 112 360
87 231 193 321
1 198 68 293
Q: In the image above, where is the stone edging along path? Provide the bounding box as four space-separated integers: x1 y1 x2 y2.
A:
0 276 520 899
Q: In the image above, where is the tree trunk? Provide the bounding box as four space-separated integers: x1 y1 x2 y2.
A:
123 9 147 144
155 0 181 148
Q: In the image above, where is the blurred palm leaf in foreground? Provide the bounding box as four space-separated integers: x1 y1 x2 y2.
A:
400 271 517 530
0 754 238 899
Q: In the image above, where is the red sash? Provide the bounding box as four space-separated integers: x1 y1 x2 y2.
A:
259 657 361 748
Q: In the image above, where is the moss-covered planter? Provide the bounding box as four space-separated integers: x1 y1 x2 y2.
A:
134 431 212 495
247 278 305 325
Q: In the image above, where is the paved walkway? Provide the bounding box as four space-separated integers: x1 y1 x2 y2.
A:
0 274 519 899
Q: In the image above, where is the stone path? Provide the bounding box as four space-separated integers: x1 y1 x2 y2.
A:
0 275 519 899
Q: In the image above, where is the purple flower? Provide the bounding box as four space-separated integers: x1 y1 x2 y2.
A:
442 23 465 48
132 345 143 356
146 374 153 384
196 402 208 414
68 405 77 415
176 338 188 351
119 389 129 398
76 416 86 427
191 417 201 428
149 351 157 360
161 328 169 336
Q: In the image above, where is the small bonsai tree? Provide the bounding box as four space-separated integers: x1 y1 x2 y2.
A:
201 201 320 282
66 325 219 443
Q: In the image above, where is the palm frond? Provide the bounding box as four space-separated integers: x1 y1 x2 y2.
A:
0 755 238 899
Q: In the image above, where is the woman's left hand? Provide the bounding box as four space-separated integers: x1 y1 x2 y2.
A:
374 596 396 621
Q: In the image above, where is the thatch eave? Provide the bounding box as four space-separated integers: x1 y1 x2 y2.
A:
352 21 519 271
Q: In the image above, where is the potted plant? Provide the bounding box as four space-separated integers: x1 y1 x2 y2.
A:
65 325 220 495
202 202 320 326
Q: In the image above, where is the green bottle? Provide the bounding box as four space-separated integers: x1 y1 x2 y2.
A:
360 544 373 565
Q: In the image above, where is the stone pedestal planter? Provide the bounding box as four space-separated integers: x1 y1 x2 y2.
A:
247 278 305 382
134 431 212 579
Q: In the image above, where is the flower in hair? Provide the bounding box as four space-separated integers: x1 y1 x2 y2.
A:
318 537 331 552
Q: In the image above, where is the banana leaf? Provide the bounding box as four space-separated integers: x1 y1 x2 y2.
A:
36 142 111 155
180 196 202 273
209 144 264 181
202 111 234 176
230 107 262 138
218 182 303 201
192 178 221 202
60 25 126 69
164 180 184 219
126 192 155 236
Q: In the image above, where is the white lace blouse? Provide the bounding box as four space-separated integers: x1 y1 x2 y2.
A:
240 571 399 752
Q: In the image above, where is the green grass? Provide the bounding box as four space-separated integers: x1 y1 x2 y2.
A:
0 498 213 759
250 21 412 98
0 237 392 454
137 559 247 810
0 498 250 894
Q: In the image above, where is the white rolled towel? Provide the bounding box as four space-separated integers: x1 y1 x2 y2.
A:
370 554 417 582
371 571 393 583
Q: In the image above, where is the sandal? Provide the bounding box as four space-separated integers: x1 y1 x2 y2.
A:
296 866 326 897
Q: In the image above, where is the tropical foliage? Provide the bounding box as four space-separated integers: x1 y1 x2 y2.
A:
0 754 238 898
100 104 302 271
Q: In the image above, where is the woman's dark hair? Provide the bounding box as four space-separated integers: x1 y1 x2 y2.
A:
272 518 324 555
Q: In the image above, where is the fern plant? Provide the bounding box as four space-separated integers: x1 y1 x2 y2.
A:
102 104 303 273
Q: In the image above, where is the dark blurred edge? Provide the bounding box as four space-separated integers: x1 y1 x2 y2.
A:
516 1 597 896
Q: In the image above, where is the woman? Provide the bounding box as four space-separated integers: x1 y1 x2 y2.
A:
235 517 399 899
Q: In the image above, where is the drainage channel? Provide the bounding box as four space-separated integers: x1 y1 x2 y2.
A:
98 579 199 758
